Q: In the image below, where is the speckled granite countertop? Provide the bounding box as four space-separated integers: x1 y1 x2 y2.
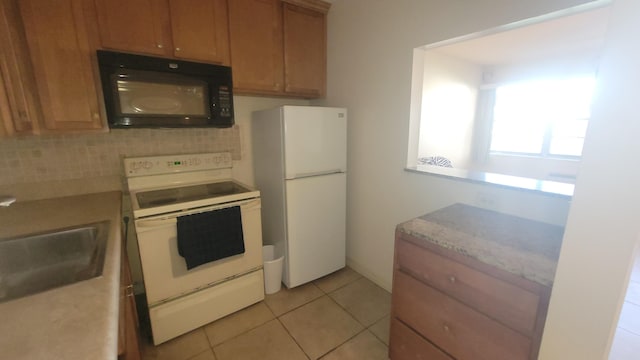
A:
0 191 122 360
396 203 564 287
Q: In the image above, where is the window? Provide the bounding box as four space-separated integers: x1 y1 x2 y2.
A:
408 5 608 184
489 76 596 158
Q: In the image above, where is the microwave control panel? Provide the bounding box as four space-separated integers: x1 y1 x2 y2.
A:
217 86 232 118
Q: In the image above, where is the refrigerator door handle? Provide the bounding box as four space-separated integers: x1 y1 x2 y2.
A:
286 169 345 180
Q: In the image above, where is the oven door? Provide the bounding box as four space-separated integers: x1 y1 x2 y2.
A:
134 198 262 305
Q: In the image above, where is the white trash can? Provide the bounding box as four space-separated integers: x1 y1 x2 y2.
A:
262 245 284 294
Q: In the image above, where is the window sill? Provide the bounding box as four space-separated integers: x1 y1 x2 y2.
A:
405 165 574 198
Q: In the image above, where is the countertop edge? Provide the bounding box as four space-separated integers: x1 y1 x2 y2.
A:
396 204 563 287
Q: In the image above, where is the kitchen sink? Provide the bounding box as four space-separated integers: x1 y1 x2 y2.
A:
0 221 109 303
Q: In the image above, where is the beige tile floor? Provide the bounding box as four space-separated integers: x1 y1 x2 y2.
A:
610 254 640 359
140 267 391 360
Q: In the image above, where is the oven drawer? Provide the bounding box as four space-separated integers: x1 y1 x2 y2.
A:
396 239 540 336
149 269 264 345
392 270 531 360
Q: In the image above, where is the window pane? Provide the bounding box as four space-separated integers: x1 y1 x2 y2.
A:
490 120 545 153
549 118 588 156
549 137 585 156
490 83 548 154
489 76 595 157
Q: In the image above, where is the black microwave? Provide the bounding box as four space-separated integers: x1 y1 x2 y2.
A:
97 50 234 128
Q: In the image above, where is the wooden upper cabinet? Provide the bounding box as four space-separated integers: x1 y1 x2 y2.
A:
228 0 284 94
20 0 104 131
94 0 230 65
0 0 41 135
0 73 11 137
228 0 329 98
282 2 327 97
168 0 230 64
94 0 170 56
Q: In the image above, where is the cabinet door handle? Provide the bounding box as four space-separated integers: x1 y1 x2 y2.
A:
449 276 456 284
157 44 163 49
443 324 450 332
175 47 181 52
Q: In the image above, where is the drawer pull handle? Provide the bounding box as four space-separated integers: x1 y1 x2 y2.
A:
443 324 450 332
449 276 456 283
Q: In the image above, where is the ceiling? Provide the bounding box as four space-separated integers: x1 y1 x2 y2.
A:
429 6 611 67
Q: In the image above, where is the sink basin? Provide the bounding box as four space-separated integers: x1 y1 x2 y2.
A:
0 221 109 303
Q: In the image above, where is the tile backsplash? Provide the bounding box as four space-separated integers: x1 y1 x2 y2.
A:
0 126 240 199
0 95 312 201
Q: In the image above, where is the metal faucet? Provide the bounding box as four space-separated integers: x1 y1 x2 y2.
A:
0 196 16 207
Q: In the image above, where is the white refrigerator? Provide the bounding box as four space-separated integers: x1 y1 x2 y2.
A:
252 106 347 288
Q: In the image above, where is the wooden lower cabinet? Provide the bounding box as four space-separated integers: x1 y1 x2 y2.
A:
389 234 551 360
119 244 141 360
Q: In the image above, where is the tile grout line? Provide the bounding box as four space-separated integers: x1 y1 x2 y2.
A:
325 288 389 330
318 289 390 357
141 268 371 360
266 283 325 317
316 328 373 360
184 347 215 360
203 303 277 352
275 312 312 360
272 269 374 359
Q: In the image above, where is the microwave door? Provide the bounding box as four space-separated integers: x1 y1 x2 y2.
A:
115 79 209 116
110 70 211 127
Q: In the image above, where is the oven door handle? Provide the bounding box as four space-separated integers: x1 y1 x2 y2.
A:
136 218 178 228
135 198 261 228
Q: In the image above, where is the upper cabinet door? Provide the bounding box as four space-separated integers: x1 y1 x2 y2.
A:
168 0 230 65
94 0 170 56
0 0 41 135
0 73 12 136
20 0 104 131
228 0 284 94
283 3 327 98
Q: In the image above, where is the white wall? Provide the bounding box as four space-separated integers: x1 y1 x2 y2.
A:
539 0 640 357
324 0 598 282
418 51 481 168
323 0 632 358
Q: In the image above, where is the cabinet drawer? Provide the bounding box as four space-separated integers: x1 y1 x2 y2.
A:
389 318 453 360
393 271 531 360
397 239 540 336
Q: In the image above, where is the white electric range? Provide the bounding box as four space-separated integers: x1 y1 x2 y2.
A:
124 152 264 345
